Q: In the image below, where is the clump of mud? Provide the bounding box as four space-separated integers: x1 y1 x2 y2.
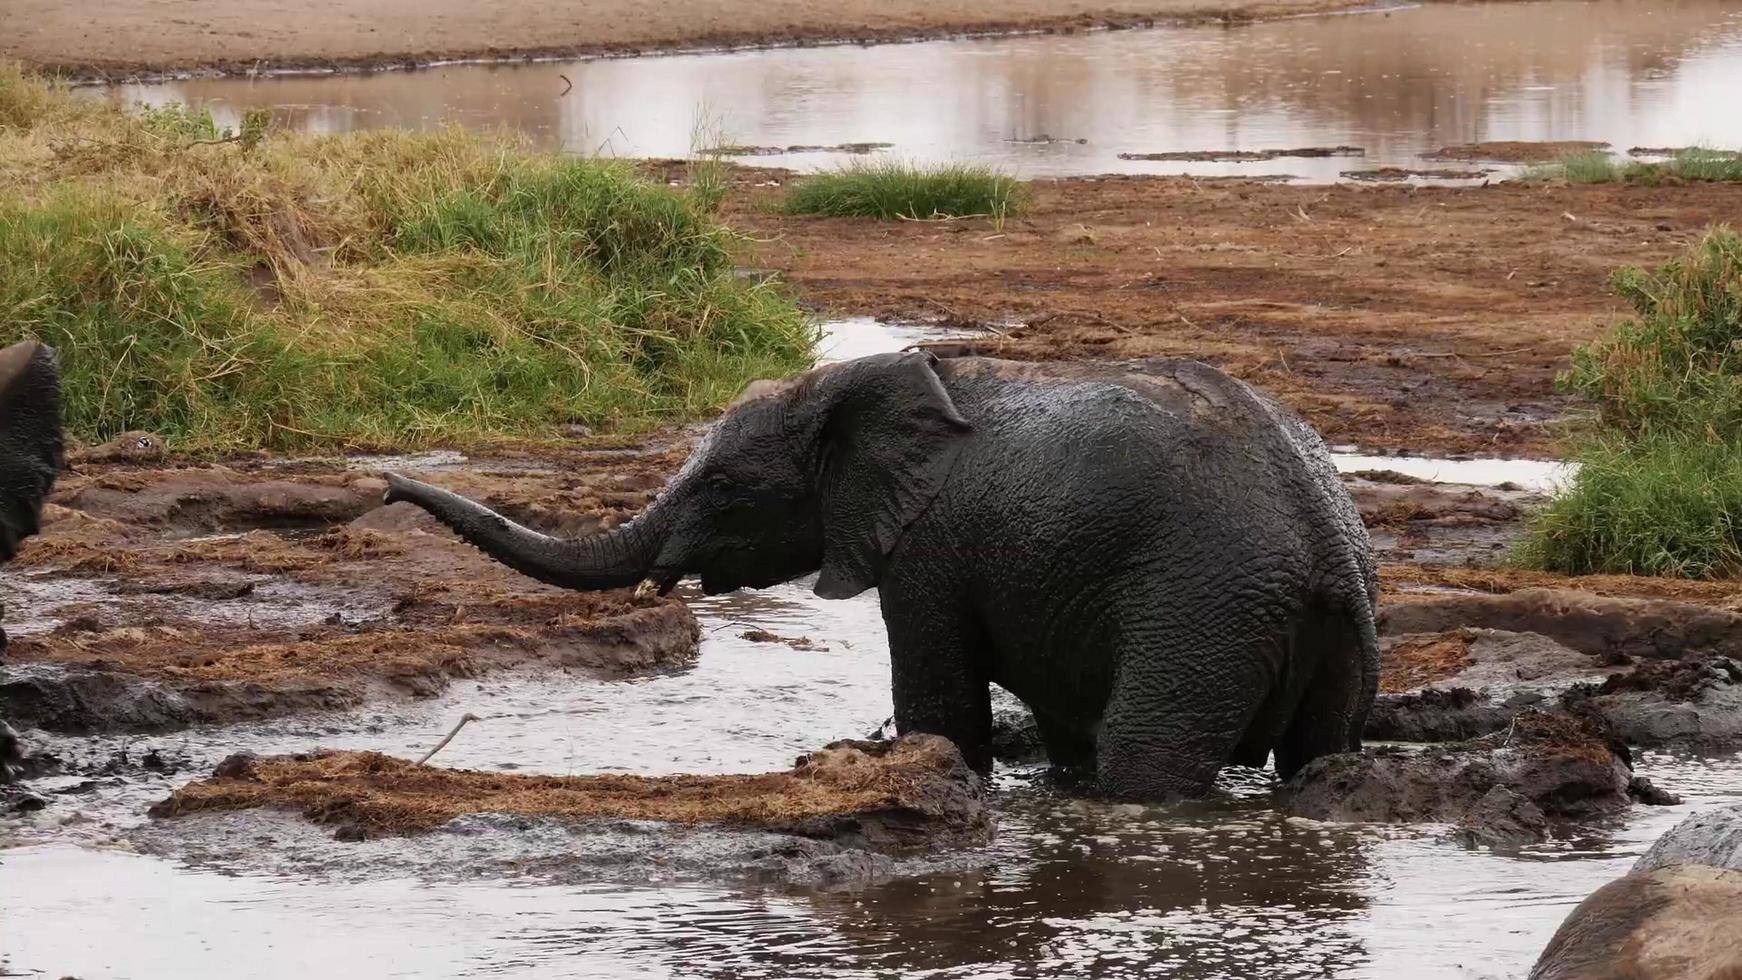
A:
1426 141 1610 163
1116 145 1363 161
151 735 990 851
1285 710 1655 845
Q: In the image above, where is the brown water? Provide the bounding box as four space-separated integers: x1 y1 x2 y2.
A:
101 0 1742 179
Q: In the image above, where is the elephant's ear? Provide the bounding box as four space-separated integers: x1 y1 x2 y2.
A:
813 352 971 600
0 341 64 563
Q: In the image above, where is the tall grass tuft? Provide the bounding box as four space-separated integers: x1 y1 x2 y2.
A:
0 68 815 452
1521 227 1742 577
782 160 1025 221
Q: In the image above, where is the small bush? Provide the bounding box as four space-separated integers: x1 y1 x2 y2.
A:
1518 433 1742 578
782 161 1024 221
1522 228 1742 577
0 68 816 451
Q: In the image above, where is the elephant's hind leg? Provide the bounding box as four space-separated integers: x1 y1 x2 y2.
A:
1273 603 1370 781
1093 627 1281 800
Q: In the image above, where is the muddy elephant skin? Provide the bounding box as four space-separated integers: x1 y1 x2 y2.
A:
386 353 1379 799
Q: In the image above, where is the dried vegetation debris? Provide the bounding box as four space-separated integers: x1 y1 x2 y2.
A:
151 735 991 850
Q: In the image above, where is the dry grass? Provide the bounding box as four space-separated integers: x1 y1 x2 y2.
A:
1379 630 1476 693
152 738 972 837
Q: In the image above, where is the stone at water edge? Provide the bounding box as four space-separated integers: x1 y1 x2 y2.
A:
1634 803 1742 873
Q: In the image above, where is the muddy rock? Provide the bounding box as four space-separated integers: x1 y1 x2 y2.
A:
152 734 991 853
1529 865 1742 980
1379 589 1742 662
1367 685 1548 743
1634 804 1742 873
1 663 193 734
1367 628 1612 742
1454 786 1550 847
58 465 380 533
1284 711 1637 840
1562 657 1742 750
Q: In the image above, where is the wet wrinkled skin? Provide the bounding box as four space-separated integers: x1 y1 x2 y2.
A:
387 353 1380 800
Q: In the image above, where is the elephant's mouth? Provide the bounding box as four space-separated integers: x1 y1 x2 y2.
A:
647 568 686 597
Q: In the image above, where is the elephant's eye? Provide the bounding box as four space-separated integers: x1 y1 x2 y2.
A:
706 471 735 490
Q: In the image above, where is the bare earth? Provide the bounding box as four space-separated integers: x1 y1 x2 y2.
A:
722 169 1742 457
2 0 1379 79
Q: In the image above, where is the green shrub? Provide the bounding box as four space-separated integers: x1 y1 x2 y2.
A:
1522 228 1742 577
782 160 1024 221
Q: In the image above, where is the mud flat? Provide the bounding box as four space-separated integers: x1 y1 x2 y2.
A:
732 173 1742 456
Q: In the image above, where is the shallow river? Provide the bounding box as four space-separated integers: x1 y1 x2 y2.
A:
4 575 1741 979
101 0 1742 179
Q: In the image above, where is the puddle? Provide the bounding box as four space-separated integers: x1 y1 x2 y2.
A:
0 569 390 638
96 0 1742 180
1331 453 1574 492
815 317 986 364
7 559 1742 978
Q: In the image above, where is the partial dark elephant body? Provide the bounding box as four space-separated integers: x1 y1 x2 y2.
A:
388 353 1377 799
0 339 66 784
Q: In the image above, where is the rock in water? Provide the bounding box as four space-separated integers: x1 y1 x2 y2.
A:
1634 804 1742 873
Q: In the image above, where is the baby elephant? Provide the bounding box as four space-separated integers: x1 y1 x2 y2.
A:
387 353 1378 799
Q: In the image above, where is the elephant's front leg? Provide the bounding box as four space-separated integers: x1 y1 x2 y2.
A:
879 590 993 772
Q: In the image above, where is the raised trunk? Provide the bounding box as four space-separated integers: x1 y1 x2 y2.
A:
383 474 663 592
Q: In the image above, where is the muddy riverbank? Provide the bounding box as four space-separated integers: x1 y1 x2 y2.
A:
4 0 1399 81
730 174 1742 457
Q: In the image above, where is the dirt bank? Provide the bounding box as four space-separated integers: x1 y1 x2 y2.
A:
3 0 1388 80
731 172 1742 456
151 735 989 851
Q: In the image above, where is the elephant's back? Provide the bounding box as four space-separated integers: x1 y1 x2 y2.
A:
936 356 1370 587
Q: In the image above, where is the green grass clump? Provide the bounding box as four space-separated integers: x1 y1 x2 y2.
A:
1554 151 1623 184
0 67 815 451
781 161 1024 221
1522 227 1742 577
1531 147 1742 185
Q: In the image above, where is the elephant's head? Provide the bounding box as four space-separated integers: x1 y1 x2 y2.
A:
0 340 64 564
385 351 972 599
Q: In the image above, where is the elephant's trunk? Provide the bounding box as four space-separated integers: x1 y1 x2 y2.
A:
383 473 667 592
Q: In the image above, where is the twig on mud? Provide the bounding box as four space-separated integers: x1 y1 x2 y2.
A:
558 74 574 96
417 713 481 766
1278 348 1292 374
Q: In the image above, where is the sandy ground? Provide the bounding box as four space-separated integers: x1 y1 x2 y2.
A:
2 0 1381 79
726 171 1742 457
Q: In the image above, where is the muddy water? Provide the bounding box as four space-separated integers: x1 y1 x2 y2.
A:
102 0 1742 179
5 565 1741 978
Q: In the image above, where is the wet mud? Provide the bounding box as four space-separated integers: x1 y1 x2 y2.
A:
1 444 700 736
1284 711 1663 846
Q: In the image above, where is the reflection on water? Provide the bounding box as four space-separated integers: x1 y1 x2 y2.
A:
101 0 1742 178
